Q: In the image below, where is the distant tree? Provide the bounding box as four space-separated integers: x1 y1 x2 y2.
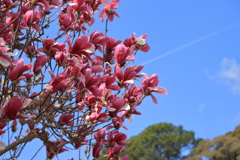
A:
98 122 200 160
185 125 240 160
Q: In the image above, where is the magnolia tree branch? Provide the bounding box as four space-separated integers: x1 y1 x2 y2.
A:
0 132 48 156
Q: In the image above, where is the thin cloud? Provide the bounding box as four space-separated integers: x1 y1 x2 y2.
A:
218 58 240 94
141 22 240 65
207 58 240 94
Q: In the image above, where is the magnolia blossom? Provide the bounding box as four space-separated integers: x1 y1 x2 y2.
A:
9 58 32 81
24 10 41 32
142 74 168 104
124 33 150 52
0 38 18 67
99 0 120 22
0 96 32 120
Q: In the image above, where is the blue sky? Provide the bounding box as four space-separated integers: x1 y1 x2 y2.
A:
13 0 240 159
115 0 240 140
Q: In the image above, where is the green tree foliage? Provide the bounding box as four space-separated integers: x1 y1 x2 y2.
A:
186 125 240 160
98 123 200 160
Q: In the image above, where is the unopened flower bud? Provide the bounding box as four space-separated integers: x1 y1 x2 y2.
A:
35 76 44 83
11 120 17 132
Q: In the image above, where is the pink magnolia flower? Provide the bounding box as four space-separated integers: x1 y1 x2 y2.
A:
99 0 120 22
124 33 150 52
114 65 143 88
80 5 95 26
58 113 74 126
6 12 28 31
101 74 121 91
86 0 102 12
59 5 76 31
92 142 102 158
142 74 167 104
124 84 143 104
33 55 48 75
84 75 102 97
114 44 134 66
0 96 32 120
112 116 128 130
107 130 128 147
71 35 95 61
71 66 102 97
108 97 129 116
9 59 32 81
103 37 122 63
70 0 86 11
93 128 106 158
46 71 71 93
105 37 122 53
55 51 69 66
67 63 83 80
41 38 66 57
24 10 41 32
90 31 108 53
107 145 125 159
94 128 106 142
86 105 109 123
98 84 116 105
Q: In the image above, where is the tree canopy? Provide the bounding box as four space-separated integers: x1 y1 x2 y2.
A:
186 125 240 160
99 122 200 160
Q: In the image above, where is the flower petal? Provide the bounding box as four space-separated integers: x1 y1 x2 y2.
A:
4 51 18 56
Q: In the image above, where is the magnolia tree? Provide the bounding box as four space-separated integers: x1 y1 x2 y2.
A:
0 0 167 159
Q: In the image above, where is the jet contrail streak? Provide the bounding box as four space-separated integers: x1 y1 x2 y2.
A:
141 22 240 65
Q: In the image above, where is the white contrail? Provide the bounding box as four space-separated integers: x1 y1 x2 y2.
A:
141 22 240 65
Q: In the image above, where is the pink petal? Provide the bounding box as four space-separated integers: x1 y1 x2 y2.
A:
153 86 168 95
0 56 11 67
89 87 102 97
141 43 150 52
150 94 158 104
21 98 32 108
107 85 121 91
101 0 109 6
32 24 40 32
45 84 53 91
13 114 33 119
92 65 103 73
